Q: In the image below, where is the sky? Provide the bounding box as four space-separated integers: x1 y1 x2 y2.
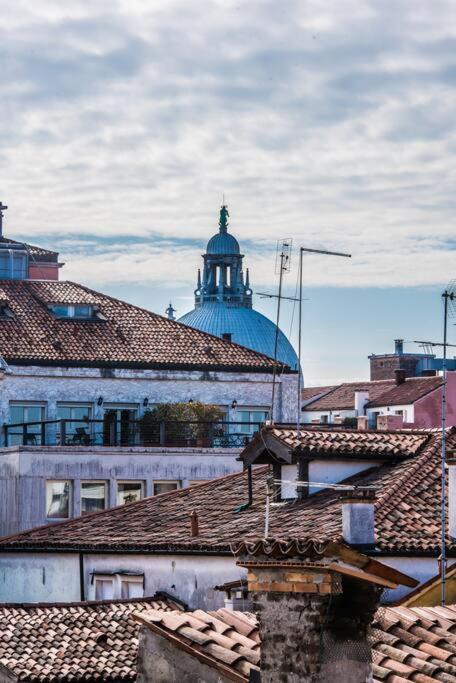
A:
2 0 456 384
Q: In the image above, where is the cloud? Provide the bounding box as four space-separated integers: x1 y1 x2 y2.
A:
1 0 455 291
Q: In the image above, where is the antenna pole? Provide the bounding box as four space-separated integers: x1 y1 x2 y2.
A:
297 249 303 437
441 290 449 606
0 202 8 238
270 249 286 422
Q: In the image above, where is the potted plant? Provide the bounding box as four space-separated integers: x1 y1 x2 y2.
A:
139 402 194 446
188 402 224 447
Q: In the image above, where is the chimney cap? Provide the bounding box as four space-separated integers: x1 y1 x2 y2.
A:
340 487 376 503
394 368 406 385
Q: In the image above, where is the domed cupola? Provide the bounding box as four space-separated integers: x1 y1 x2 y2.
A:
178 205 299 370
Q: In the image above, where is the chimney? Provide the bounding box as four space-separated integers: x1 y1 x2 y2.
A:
394 368 406 385
395 339 404 355
357 416 368 431
190 510 199 537
448 452 456 541
341 488 375 549
354 390 369 415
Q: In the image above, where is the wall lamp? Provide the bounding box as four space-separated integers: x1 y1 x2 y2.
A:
143 398 149 408
231 400 238 410
97 396 104 406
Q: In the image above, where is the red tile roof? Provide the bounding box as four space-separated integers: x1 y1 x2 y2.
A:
135 607 260 682
0 428 453 556
0 595 181 682
303 380 395 410
301 385 338 403
0 280 283 372
366 376 443 408
372 605 456 682
302 377 443 411
134 603 456 682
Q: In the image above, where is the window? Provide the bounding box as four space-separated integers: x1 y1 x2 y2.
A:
103 405 138 446
121 577 144 599
8 403 46 445
46 480 71 519
81 482 107 515
236 410 268 435
50 304 96 319
95 577 114 600
320 415 329 424
0 250 28 279
117 481 143 505
153 481 180 496
93 573 144 600
57 404 93 444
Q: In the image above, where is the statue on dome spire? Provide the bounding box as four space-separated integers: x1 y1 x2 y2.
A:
219 204 229 233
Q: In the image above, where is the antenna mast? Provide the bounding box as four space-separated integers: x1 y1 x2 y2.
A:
270 239 292 422
0 201 8 238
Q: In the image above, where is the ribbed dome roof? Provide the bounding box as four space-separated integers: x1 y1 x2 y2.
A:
206 232 240 255
178 303 299 370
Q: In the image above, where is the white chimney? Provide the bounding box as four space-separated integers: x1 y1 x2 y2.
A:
354 391 369 415
342 488 376 548
448 455 456 540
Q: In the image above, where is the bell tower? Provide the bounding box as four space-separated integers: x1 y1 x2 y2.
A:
194 205 252 309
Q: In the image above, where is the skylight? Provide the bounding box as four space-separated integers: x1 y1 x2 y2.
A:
50 304 99 320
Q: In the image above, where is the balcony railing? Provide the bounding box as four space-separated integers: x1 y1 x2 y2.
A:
2 419 264 449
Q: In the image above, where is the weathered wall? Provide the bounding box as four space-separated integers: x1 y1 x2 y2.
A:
308 459 383 493
414 372 456 428
370 355 419 381
0 446 242 534
301 408 356 424
0 552 80 603
137 626 231 683
0 365 299 438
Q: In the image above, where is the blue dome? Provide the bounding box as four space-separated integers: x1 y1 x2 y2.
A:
178 303 299 370
206 232 240 255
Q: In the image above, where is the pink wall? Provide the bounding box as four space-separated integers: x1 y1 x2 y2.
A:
414 372 456 428
28 264 59 281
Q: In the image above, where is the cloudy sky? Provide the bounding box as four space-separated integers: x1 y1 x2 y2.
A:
2 0 456 383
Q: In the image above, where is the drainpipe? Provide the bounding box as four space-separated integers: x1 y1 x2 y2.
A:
79 553 85 601
234 466 253 513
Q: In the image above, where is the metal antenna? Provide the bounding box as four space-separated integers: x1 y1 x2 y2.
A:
0 201 8 238
441 280 456 607
296 246 352 436
270 239 292 421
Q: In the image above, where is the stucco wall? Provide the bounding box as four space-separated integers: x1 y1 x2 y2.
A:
414 372 456 428
0 552 81 603
379 556 456 603
0 365 299 436
0 446 243 535
308 459 383 493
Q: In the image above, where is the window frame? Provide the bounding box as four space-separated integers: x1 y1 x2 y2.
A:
91 572 144 600
153 480 180 496
80 480 108 516
116 480 144 506
45 479 72 521
0 249 28 280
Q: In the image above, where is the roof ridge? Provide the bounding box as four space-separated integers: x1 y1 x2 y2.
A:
0 595 170 610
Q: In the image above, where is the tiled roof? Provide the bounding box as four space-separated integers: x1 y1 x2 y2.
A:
372 604 456 682
0 235 59 261
0 595 181 682
301 385 338 403
366 376 443 408
302 377 443 411
302 380 394 410
0 280 283 371
0 428 453 556
266 425 430 458
135 608 260 682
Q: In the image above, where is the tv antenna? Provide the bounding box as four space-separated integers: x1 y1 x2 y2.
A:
0 201 8 237
296 246 352 436
413 339 456 356
270 239 293 421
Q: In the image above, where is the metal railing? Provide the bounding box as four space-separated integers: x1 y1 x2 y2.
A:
2 418 264 448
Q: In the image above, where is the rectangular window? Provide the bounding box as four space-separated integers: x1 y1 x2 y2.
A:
57 404 93 445
81 482 107 515
0 250 27 279
50 304 96 319
46 480 71 519
95 578 114 601
117 481 143 505
236 410 268 435
153 481 180 496
8 403 46 445
121 578 144 599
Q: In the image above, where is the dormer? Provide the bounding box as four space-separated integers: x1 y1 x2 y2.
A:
48 303 103 320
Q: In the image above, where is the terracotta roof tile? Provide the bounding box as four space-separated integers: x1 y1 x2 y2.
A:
366 377 443 408
0 280 283 371
0 236 59 261
0 428 453 557
135 607 260 682
0 595 181 682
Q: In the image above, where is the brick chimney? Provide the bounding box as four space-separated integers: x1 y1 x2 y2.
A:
341 488 375 549
394 368 406 385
